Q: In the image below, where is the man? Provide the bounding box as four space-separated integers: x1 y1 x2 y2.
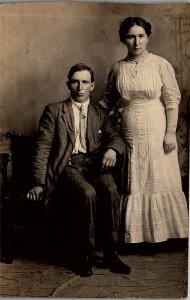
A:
27 63 131 277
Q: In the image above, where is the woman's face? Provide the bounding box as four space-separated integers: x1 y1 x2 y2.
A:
124 24 149 57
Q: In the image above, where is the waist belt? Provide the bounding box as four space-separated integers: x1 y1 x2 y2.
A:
124 98 160 107
67 153 100 167
67 154 86 166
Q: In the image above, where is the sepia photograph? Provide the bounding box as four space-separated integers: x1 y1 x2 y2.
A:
0 1 189 298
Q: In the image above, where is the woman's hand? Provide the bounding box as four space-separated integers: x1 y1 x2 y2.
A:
163 132 176 154
102 149 117 171
26 186 44 201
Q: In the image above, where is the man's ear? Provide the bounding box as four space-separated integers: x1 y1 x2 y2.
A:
67 81 71 90
90 82 95 92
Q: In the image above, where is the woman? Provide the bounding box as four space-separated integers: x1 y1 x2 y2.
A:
100 17 188 244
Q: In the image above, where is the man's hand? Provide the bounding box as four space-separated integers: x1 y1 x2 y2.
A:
26 186 44 201
101 149 117 171
163 132 176 154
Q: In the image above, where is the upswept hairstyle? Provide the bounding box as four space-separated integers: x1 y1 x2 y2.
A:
67 63 95 82
119 17 152 44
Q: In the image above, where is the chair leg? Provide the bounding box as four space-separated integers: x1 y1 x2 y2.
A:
0 200 14 264
0 153 14 263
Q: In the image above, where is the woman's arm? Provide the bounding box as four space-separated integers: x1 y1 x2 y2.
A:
99 64 120 111
160 59 181 154
163 108 178 154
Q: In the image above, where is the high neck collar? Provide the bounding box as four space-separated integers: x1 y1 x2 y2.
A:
126 51 149 63
70 97 90 108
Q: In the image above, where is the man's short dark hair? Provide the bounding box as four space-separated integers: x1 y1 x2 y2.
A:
67 63 95 82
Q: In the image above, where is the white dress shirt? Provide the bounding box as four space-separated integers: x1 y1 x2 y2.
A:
71 98 90 154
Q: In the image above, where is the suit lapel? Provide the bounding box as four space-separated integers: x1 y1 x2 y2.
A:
61 99 75 147
87 103 100 148
61 100 100 150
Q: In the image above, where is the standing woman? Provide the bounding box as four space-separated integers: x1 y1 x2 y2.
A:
100 17 188 244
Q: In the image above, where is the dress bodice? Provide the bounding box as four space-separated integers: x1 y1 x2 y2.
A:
116 54 163 102
101 53 181 111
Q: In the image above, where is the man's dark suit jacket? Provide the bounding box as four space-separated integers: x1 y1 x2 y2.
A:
32 98 125 196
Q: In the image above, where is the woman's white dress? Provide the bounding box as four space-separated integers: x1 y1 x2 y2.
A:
100 53 189 243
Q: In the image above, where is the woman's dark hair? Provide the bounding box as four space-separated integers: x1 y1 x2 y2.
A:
67 63 95 82
119 17 152 44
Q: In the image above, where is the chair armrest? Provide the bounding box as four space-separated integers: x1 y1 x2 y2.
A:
5 131 35 195
0 153 10 199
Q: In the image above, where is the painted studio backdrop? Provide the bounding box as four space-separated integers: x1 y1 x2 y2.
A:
0 2 189 182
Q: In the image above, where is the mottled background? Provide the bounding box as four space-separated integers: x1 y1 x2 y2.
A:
0 2 189 181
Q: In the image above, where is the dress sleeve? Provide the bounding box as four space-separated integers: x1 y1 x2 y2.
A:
160 59 181 110
99 63 120 111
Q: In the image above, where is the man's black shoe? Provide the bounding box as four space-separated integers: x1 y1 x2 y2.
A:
76 256 93 277
103 253 131 275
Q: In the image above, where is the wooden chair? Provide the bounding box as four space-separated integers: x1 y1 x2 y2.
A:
0 132 49 263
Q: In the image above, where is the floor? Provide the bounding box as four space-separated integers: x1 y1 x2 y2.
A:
0 235 188 298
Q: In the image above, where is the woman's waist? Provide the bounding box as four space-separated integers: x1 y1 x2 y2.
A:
123 97 161 105
120 97 165 116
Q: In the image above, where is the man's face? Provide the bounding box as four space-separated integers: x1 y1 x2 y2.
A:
68 70 95 103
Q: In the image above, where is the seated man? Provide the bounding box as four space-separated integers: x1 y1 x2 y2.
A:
27 63 131 277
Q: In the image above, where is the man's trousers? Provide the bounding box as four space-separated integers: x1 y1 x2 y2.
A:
50 156 120 254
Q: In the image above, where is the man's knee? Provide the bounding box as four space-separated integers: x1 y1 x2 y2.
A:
106 185 120 207
107 181 118 195
100 176 118 196
80 184 96 205
96 176 120 207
